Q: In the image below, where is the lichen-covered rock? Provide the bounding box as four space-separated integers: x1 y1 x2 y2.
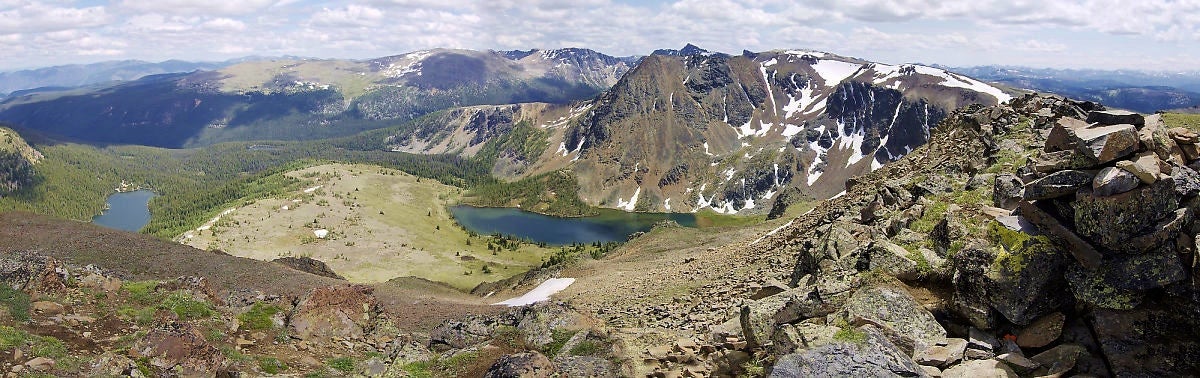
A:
981 223 1072 325
843 285 945 353
1066 244 1185 309
741 275 853 348
484 351 555 378
1022 170 1092 200
769 325 926 377
1109 208 1190 255
951 246 999 330
992 174 1024 209
1092 303 1200 376
864 240 922 280
1073 177 1178 251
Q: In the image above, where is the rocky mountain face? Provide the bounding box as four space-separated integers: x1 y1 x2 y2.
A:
386 47 1012 214
0 49 631 148
0 127 39 196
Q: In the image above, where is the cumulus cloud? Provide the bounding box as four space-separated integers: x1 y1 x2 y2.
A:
0 0 1196 70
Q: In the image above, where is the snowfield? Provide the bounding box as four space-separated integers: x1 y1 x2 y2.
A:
494 278 576 306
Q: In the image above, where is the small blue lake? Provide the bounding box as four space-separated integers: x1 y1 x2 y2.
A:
449 205 696 245
92 190 154 232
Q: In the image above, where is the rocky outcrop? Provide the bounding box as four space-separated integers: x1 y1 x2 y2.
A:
288 285 379 341
130 322 226 374
272 256 345 280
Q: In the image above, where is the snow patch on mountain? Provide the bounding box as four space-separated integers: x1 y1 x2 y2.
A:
812 59 863 87
616 187 641 211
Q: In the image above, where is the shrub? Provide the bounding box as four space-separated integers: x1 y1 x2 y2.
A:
159 292 214 321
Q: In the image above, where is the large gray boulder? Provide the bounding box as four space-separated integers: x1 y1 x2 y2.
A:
1092 166 1141 196
769 325 927 377
1066 244 1186 309
1092 303 1200 376
741 274 855 348
844 285 945 353
1073 177 1178 251
1071 123 1139 165
992 174 1024 209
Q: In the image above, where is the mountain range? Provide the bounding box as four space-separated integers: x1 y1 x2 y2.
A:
949 65 1200 113
386 48 1011 213
0 48 634 148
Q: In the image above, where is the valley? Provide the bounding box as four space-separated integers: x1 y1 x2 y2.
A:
180 163 556 289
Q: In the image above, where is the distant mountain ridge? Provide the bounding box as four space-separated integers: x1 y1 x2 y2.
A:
0 48 634 148
0 59 256 96
948 65 1200 112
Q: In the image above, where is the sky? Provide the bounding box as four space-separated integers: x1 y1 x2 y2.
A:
1 0 1198 72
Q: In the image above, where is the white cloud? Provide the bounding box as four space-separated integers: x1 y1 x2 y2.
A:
0 0 1197 71
0 3 109 35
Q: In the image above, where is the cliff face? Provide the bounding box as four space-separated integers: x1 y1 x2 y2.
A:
0 127 39 196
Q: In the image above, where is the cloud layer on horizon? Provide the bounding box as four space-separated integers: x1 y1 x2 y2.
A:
0 0 1197 71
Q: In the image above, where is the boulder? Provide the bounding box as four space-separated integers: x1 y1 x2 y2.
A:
741 275 853 347
980 222 1073 325
1066 244 1186 309
940 359 1018 378
843 285 945 353
288 285 377 341
1044 117 1088 152
1029 344 1087 376
1116 152 1163 184
1073 177 1178 251
484 352 555 378
1173 164 1200 198
1092 304 1200 376
1086 109 1144 126
1016 201 1102 269
1170 127 1200 144
951 247 999 330
1022 170 1093 200
129 322 225 375
995 353 1039 375
967 327 999 358
768 325 926 378
1109 208 1190 255
1092 166 1141 196
914 338 967 367
1071 123 1139 164
1183 142 1200 161
864 240 921 280
1139 114 1185 164
771 322 839 355
1033 149 1096 172
1015 312 1064 348
991 174 1024 210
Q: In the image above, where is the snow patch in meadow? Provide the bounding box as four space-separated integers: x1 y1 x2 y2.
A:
494 278 575 306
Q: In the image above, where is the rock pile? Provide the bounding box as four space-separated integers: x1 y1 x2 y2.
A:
696 94 1200 377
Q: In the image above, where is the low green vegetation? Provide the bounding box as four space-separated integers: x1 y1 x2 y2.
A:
568 340 602 356
238 302 281 330
542 329 575 356
0 285 31 322
693 209 764 228
326 356 356 373
159 292 214 321
0 326 67 359
258 356 288 374
1163 112 1200 131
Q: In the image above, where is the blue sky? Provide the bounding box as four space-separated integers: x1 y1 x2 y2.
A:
0 0 1197 71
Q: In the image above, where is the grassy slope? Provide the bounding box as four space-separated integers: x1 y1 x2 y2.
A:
1164 112 1200 131
180 163 554 290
